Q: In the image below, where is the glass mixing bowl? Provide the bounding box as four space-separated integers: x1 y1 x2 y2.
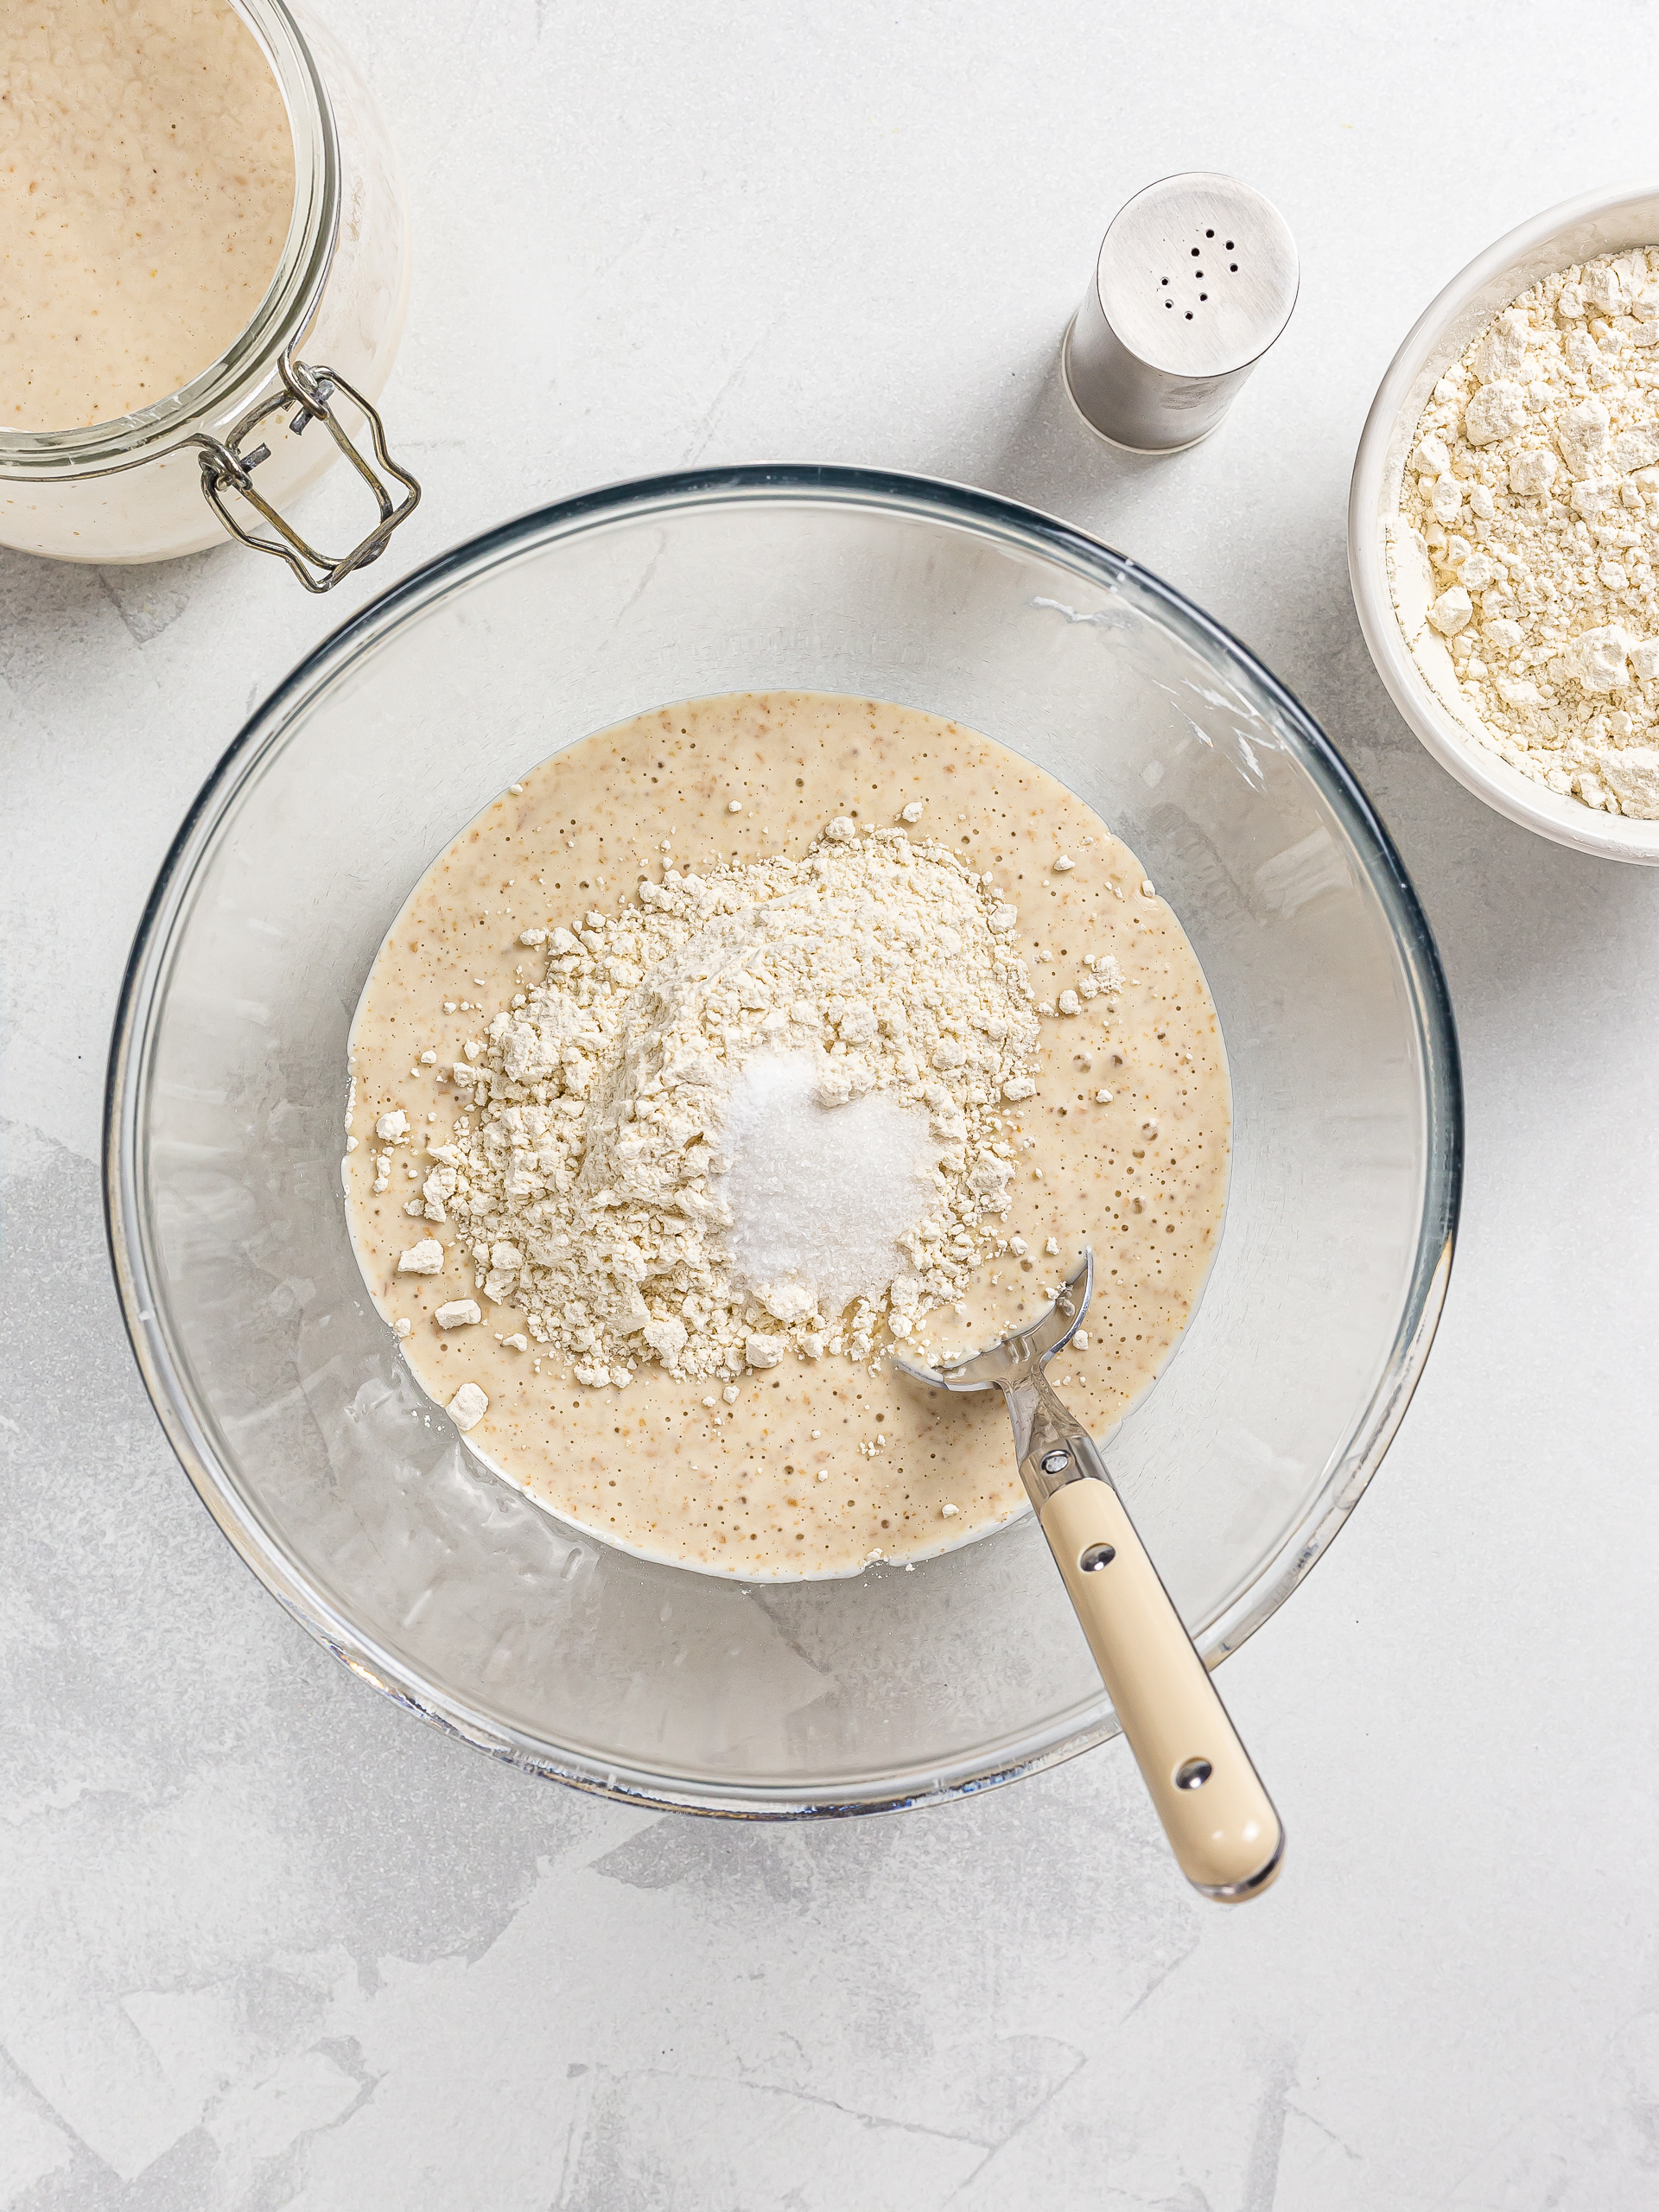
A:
106 467 1461 1816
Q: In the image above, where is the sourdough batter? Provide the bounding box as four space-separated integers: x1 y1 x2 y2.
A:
345 694 1230 1579
1 0 295 429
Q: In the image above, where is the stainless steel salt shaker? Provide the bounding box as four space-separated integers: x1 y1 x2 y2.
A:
1064 173 1298 453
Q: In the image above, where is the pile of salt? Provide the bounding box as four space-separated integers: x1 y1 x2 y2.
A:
721 1054 937 1324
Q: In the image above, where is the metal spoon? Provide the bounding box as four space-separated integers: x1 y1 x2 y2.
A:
896 1249 1284 1902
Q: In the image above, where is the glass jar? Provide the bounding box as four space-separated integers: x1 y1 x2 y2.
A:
0 0 416 592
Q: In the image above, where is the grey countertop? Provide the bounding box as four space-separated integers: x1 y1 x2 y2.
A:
4 2 1658 2204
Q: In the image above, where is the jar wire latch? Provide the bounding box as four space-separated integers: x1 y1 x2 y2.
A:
194 350 420 593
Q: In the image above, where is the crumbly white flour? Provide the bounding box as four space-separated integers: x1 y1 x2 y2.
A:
1390 247 1659 818
398 817 1100 1389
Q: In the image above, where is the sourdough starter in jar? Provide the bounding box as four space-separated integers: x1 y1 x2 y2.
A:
1 0 295 428
344 694 1230 1580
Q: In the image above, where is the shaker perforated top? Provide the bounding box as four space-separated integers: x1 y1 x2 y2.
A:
1065 172 1298 452
1102 173 1298 376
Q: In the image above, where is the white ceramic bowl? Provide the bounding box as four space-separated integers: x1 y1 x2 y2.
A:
1349 181 1659 866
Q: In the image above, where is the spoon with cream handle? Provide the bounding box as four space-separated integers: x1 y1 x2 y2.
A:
895 1249 1283 1902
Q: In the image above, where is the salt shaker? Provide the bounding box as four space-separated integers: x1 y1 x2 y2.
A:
1064 173 1298 453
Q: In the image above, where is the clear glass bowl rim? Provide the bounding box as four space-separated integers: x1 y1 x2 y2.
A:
105 463 1464 1819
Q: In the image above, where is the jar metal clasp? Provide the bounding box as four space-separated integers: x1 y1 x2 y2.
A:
193 349 420 593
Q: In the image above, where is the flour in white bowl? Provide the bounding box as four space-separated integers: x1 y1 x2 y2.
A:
1390 247 1659 817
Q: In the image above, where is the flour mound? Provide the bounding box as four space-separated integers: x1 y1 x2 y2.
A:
1391 246 1659 817
436 822 1042 1386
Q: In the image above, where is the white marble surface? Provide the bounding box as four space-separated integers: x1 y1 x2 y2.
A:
4 2 1659 2203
